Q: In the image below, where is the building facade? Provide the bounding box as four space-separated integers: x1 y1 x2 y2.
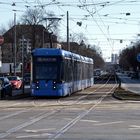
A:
1 25 59 74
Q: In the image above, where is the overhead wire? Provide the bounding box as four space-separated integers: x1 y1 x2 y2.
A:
54 2 92 44
78 0 113 47
53 0 140 48
0 0 139 49
93 0 115 53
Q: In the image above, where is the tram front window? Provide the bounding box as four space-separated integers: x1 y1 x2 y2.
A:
35 64 58 80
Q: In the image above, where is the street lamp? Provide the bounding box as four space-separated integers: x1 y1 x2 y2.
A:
13 10 17 76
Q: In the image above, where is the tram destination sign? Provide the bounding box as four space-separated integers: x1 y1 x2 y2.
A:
36 57 57 62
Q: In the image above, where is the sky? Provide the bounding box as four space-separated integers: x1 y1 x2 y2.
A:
0 0 140 62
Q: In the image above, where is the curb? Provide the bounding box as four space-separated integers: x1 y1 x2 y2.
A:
112 92 124 100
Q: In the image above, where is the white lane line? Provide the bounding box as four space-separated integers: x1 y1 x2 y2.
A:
0 103 21 108
16 133 52 139
129 125 140 130
80 119 99 123
94 121 123 126
0 110 30 121
64 118 99 123
25 128 55 133
0 110 57 139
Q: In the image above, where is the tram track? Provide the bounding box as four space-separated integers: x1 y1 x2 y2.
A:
49 77 118 139
57 74 118 106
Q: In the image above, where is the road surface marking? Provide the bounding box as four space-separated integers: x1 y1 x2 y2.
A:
65 118 99 123
94 121 123 126
25 128 55 133
80 119 99 123
0 111 57 139
129 125 140 130
16 133 52 138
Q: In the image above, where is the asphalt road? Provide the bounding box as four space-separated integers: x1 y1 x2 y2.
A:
0 81 140 140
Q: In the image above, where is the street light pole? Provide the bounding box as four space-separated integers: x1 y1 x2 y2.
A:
14 12 16 76
43 29 44 47
67 11 70 51
21 35 25 94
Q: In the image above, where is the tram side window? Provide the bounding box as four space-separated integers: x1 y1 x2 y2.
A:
90 64 93 78
77 62 82 80
87 64 90 79
81 62 84 80
63 59 67 82
60 61 64 81
73 60 77 81
78 61 82 80
63 59 71 82
86 63 89 79
69 59 73 82
77 61 80 80
85 63 87 79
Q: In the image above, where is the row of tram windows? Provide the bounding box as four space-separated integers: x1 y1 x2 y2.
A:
61 58 93 83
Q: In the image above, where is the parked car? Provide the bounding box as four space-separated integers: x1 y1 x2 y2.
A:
7 76 22 89
131 72 139 79
0 77 12 98
127 71 132 77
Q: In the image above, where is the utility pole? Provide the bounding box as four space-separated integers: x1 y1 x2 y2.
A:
21 35 25 94
67 11 70 51
42 29 44 48
14 12 16 76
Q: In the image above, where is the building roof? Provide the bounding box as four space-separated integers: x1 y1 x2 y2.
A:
3 24 58 43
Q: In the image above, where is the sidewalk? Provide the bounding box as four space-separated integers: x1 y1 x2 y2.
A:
117 73 140 94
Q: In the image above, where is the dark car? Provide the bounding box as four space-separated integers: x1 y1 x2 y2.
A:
23 73 31 85
131 72 139 79
0 77 12 99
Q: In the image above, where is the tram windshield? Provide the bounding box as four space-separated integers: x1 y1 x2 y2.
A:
33 57 60 80
35 64 57 80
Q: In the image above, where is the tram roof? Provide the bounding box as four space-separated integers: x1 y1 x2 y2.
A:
32 48 93 64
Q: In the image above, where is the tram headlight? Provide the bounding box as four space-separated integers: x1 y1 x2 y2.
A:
53 81 57 90
35 81 39 89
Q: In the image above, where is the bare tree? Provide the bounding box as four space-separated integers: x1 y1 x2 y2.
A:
70 32 88 45
21 7 45 25
20 8 60 34
44 11 61 34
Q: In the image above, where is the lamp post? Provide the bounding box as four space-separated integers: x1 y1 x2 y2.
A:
67 11 70 51
13 11 17 76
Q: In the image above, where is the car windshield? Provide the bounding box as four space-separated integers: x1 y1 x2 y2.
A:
8 76 18 81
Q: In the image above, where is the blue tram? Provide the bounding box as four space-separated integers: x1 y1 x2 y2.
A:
31 48 94 97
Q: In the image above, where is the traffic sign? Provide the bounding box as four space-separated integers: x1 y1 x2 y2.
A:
137 53 140 62
0 35 4 45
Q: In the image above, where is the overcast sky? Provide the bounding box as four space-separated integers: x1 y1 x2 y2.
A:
0 0 140 61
